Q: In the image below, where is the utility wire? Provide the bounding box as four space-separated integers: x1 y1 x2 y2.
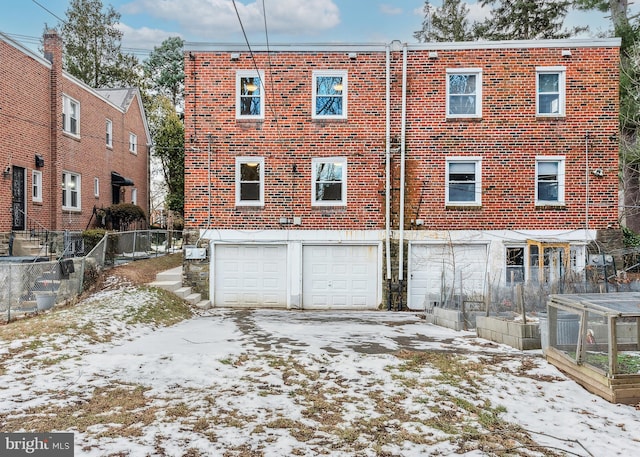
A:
31 0 66 24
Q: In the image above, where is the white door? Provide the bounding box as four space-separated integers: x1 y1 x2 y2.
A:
303 244 378 309
214 244 287 307
409 244 487 310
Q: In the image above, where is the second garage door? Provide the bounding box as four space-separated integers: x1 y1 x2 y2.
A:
214 244 287 307
302 244 378 309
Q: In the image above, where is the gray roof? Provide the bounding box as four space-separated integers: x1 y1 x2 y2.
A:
94 88 138 111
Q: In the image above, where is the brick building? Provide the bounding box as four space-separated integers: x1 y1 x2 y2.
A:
183 38 620 310
0 31 150 236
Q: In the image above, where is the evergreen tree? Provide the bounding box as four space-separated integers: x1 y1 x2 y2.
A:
474 0 583 40
414 0 474 42
60 0 139 88
148 96 185 216
143 37 185 109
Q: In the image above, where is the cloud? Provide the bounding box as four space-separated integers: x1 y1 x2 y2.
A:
117 23 182 51
120 0 340 40
380 4 403 16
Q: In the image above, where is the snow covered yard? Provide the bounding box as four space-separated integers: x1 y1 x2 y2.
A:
1 274 639 456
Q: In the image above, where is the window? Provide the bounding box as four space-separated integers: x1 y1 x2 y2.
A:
536 67 565 116
62 95 80 135
106 119 113 147
506 247 525 284
446 69 482 118
129 133 137 154
131 188 138 205
32 170 42 203
536 157 565 205
62 172 81 211
446 158 481 206
235 157 264 206
312 157 346 206
94 177 100 198
312 70 347 119
236 70 265 119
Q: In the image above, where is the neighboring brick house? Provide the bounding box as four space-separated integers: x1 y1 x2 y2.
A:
183 38 620 310
0 31 150 237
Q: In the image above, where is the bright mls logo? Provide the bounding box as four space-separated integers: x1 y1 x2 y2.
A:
0 433 73 456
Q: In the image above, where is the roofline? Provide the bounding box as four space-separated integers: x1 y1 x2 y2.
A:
184 37 620 53
0 31 52 67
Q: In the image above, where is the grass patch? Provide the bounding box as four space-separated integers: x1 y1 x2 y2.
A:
124 288 193 326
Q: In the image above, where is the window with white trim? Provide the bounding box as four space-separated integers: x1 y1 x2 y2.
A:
446 69 482 118
32 170 42 203
536 66 565 116
94 177 100 197
312 157 347 206
536 157 565 205
62 171 81 211
235 157 264 206
312 70 347 119
62 95 80 135
129 133 137 154
446 158 482 206
106 119 113 147
236 70 265 119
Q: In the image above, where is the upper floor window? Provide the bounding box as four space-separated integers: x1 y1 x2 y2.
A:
536 66 566 116
312 70 347 120
536 156 565 205
32 170 42 203
235 157 264 206
129 133 137 154
446 158 482 206
62 171 81 211
446 69 482 118
106 119 113 148
62 95 80 135
312 157 346 206
94 177 100 198
236 70 264 119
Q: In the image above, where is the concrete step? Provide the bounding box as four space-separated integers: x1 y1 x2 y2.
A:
155 267 182 282
149 280 182 292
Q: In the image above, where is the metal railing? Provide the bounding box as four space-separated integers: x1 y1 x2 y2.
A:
0 230 183 322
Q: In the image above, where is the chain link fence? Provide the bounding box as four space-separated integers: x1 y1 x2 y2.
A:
1 230 182 322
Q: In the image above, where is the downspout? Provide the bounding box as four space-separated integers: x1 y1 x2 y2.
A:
385 44 392 310
585 132 590 232
398 43 408 310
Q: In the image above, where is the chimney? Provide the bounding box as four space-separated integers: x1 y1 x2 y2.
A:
44 29 63 230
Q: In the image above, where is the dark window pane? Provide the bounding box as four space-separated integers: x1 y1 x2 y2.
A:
241 163 260 181
316 96 343 116
240 183 260 201
449 95 476 115
316 183 342 201
538 182 558 201
539 94 559 114
449 183 475 202
316 76 343 95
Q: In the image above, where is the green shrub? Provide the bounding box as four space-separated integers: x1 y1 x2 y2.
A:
82 229 107 253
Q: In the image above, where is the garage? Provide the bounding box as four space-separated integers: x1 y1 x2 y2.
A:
302 244 378 309
214 244 287 307
408 243 487 310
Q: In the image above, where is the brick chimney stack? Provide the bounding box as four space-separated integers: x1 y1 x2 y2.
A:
44 30 62 230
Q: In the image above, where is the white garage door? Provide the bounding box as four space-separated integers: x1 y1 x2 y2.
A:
408 244 487 310
214 244 287 307
303 244 378 309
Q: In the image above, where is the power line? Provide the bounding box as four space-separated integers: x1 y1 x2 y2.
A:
31 0 66 24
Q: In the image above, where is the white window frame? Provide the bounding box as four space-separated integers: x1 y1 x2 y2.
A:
32 170 42 203
235 157 265 206
94 177 100 198
62 171 81 211
536 66 566 117
106 119 113 148
236 70 265 120
446 68 482 119
129 132 137 154
445 157 482 206
535 156 565 205
311 157 347 206
312 70 348 120
62 94 80 136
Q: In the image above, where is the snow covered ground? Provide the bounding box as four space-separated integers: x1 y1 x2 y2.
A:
0 276 638 456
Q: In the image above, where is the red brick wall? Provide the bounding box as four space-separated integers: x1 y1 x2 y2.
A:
1 34 149 232
183 43 619 232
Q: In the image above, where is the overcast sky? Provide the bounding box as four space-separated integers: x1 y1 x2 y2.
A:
0 0 620 57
